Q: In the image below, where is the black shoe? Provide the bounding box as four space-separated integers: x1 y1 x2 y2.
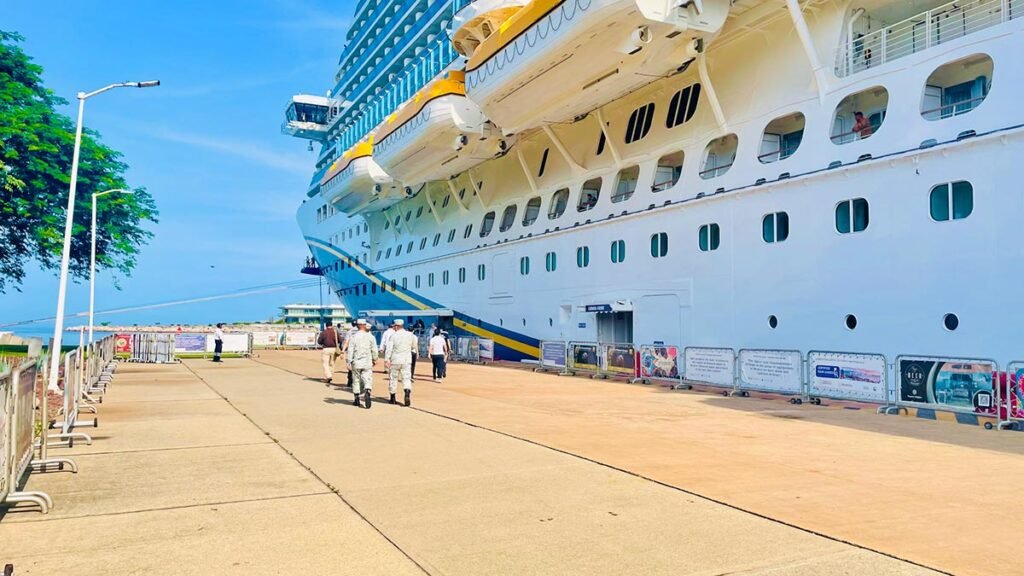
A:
353 394 361 407
390 393 397 405
404 389 411 407
364 389 372 409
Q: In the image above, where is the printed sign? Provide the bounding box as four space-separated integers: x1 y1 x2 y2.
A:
207 333 251 354
175 334 207 353
739 349 803 394
478 339 494 361
570 343 600 371
283 332 317 347
639 345 680 379
684 347 734 387
251 332 281 347
541 342 567 368
585 304 612 312
604 344 636 376
1009 367 1024 420
808 352 886 403
114 334 132 354
898 358 996 414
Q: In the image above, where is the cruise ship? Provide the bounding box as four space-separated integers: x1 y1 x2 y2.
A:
283 0 1022 364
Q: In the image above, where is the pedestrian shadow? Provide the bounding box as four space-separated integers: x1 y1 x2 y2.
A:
323 397 352 405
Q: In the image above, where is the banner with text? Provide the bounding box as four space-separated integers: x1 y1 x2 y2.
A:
683 347 734 387
738 349 803 395
251 332 282 347
114 334 132 354
540 341 566 369
639 345 680 380
207 333 250 354
174 334 207 353
898 357 996 415
283 332 317 348
478 339 494 361
808 351 886 403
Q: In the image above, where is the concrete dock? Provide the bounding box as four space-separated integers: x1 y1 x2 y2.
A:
2 351 1020 575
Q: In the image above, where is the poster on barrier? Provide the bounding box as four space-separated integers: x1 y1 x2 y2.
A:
206 333 250 354
478 339 494 361
684 348 734 387
284 332 317 347
1008 366 1024 420
639 345 679 379
570 343 600 371
739 350 803 394
251 332 281 347
114 334 132 354
175 334 207 353
541 342 566 368
604 344 636 376
898 358 996 414
456 338 470 359
808 352 886 403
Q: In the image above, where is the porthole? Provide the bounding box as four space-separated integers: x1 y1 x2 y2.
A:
845 314 858 330
768 315 778 329
943 313 959 331
522 318 527 327
549 318 553 327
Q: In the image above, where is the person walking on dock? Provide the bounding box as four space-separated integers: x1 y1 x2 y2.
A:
429 328 449 382
318 320 341 385
379 320 396 373
212 323 225 362
344 321 359 388
346 319 379 408
385 319 417 406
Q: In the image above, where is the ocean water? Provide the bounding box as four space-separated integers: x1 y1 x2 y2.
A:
4 325 115 347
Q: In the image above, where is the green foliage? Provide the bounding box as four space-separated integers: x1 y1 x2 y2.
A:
0 30 158 293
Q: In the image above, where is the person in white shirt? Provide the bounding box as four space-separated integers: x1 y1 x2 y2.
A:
378 321 397 372
428 329 450 382
384 319 418 406
212 323 225 363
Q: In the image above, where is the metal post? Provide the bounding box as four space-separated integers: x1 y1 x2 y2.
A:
89 193 97 345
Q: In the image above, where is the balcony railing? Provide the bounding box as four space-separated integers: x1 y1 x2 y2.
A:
699 163 733 179
921 95 989 120
835 0 1020 77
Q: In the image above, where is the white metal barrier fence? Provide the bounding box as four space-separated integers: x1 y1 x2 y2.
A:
129 333 176 363
636 344 683 386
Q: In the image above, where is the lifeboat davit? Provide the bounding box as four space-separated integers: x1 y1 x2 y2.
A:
453 0 731 134
371 71 508 186
321 140 405 214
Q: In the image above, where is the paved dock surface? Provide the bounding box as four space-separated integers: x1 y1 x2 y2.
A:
3 351 1019 575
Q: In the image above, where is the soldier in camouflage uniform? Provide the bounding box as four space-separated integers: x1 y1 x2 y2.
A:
385 319 418 406
345 318 379 408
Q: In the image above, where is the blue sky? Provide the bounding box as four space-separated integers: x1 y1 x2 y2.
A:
1 0 353 329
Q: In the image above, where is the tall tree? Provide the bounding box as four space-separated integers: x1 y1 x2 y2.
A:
0 30 158 293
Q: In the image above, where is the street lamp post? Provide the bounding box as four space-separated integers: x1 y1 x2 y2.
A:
46 81 159 391
89 188 131 344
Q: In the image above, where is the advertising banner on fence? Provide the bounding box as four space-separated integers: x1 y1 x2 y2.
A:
114 334 132 354
570 343 600 371
1009 367 1024 420
541 342 566 368
207 333 250 354
739 349 803 394
808 352 886 403
639 345 680 379
684 348 734 386
604 344 636 376
174 334 207 353
251 332 281 347
898 358 995 414
283 332 317 348
478 339 494 361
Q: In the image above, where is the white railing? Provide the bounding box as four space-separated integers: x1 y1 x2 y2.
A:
835 0 1020 77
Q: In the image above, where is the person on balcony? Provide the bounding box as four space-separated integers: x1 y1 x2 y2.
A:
851 112 873 139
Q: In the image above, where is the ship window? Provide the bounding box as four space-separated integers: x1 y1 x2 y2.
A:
520 256 530 276
845 314 858 330
395 244 402 256
407 241 413 253
402 277 407 289
652 151 683 192
386 247 392 258
650 232 668 258
375 251 382 262
625 102 655 144
576 246 590 268
442 195 451 208
384 220 390 230
577 178 602 212
698 223 721 252
459 188 466 200
930 181 973 222
416 206 424 218
362 284 367 295
596 131 606 156
372 283 377 294
610 240 626 263
477 264 486 281
415 275 421 288
831 87 888 144
667 83 701 129
405 210 412 221
700 134 738 180
428 273 435 287
443 270 449 285
545 251 557 272
762 212 789 243
499 204 517 232
420 237 427 250
549 188 570 219
922 54 992 121
479 210 495 236
448 229 456 243
759 113 804 164
433 233 441 247
943 313 959 331
464 223 474 239
523 196 542 226
835 198 869 234
538 148 550 177
612 165 639 203
459 267 466 283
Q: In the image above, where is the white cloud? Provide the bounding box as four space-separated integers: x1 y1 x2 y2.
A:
149 128 311 176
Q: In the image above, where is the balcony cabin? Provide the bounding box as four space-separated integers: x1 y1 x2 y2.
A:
836 0 1016 77
282 95 341 141
611 166 640 204
758 113 805 164
921 53 993 120
577 178 602 213
831 87 888 145
652 151 683 193
700 134 738 180
451 0 528 59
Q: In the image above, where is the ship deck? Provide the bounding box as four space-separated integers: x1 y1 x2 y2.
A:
3 351 1019 575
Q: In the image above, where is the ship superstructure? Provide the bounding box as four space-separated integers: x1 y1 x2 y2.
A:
285 0 1023 363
